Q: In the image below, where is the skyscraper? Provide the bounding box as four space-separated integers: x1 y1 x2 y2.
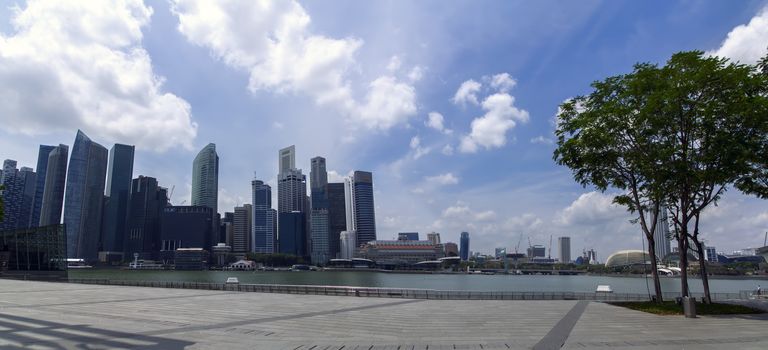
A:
652 206 672 261
30 145 55 227
0 161 36 231
252 179 276 253
192 143 219 218
39 145 68 226
63 130 108 261
426 232 441 245
277 146 307 257
558 236 571 263
326 182 346 258
310 157 328 208
460 231 470 261
344 171 376 247
309 156 330 264
123 176 167 259
101 144 135 254
233 204 252 254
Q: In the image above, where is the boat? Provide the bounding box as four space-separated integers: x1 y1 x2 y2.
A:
66 258 93 269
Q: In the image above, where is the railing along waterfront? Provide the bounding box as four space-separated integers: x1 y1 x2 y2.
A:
65 278 752 301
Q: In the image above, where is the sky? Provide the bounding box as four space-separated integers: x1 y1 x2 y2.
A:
2 0 768 259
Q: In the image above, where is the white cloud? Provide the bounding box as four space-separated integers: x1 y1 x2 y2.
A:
441 144 454 156
407 66 424 82
409 136 431 159
424 173 459 186
530 136 554 145
707 6 768 64
442 202 496 222
272 121 284 129
386 55 402 72
327 170 352 183
556 191 626 226
452 79 482 106
425 111 452 134
171 0 417 131
0 0 197 151
460 93 530 153
489 72 517 93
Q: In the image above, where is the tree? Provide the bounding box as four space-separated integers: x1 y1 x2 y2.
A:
651 52 768 303
555 64 670 303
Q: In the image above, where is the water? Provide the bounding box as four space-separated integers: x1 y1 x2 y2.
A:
69 269 765 294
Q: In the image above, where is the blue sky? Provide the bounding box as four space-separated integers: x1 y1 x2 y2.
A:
2 0 768 258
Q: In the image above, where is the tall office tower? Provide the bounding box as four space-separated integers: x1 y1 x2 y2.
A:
233 204 252 254
460 232 470 261
159 206 213 263
252 179 276 253
310 157 328 207
30 145 55 227
652 206 672 261
101 144 135 254
63 130 108 261
222 212 234 246
310 209 330 264
191 143 219 218
39 145 69 226
558 236 571 263
344 171 377 247
0 162 36 231
426 232 441 245
339 230 354 259
326 183 346 258
278 146 307 256
123 176 167 260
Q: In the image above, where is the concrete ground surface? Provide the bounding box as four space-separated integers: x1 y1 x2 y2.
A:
0 279 766 350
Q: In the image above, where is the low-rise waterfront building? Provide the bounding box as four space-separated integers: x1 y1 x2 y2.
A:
356 240 445 265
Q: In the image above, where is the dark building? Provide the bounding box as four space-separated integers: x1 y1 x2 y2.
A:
252 179 276 253
0 224 67 281
278 211 306 257
101 144 135 254
444 242 459 257
220 211 234 246
63 130 108 261
30 145 55 227
527 245 546 258
398 232 419 241
460 232 470 261
310 157 328 208
123 176 167 260
160 206 213 263
309 156 330 264
0 161 36 232
38 145 68 226
352 171 376 245
326 183 346 259
174 248 208 270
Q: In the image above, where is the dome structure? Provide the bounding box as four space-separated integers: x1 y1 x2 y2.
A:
605 250 651 268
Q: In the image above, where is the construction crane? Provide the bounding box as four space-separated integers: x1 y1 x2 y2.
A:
514 233 523 254
168 185 175 204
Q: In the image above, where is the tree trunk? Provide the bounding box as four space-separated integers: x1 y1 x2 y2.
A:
677 231 690 298
647 237 664 302
693 239 712 304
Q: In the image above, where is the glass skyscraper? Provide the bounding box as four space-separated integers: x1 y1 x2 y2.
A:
191 143 219 216
39 145 68 226
460 231 470 261
30 145 55 227
277 145 308 256
0 161 36 231
351 171 376 246
63 130 108 261
252 179 276 253
123 176 167 259
101 143 135 253
310 156 330 264
326 182 346 259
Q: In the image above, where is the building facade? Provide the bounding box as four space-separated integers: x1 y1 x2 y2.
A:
101 144 135 254
444 242 459 257
310 209 330 264
30 145 55 227
252 179 276 253
160 206 213 263
191 143 219 218
356 240 446 265
233 204 252 254
558 236 571 263
278 211 306 256
0 161 36 231
398 232 419 241
123 176 167 260
460 232 470 261
426 232 441 245
653 206 672 260
63 130 108 261
38 145 68 226
326 183 346 259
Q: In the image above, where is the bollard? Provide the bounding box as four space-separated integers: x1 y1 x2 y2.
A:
683 296 697 318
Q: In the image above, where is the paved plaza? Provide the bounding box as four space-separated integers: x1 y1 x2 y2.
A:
0 279 766 349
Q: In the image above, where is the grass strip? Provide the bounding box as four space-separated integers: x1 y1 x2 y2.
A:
609 301 763 315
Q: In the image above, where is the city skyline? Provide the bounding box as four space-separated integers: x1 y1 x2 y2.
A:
2 1 768 255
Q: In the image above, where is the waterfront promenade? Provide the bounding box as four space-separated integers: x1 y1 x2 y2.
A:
0 280 766 349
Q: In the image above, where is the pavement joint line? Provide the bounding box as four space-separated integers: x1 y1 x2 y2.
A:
1 291 238 309
532 301 589 350
139 298 425 336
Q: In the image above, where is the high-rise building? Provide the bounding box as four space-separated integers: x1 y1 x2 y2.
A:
252 179 276 253
221 211 234 246
460 231 470 261
63 130 108 261
159 206 213 263
278 146 307 257
558 236 571 263
39 145 68 226
528 245 546 258
652 206 672 261
278 211 306 256
191 143 219 218
327 183 346 259
101 144 135 254
278 169 307 213
444 242 459 257
310 208 330 264
30 145 55 227
426 232 441 245
0 161 36 231
344 171 376 247
339 230 355 259
705 246 718 263
310 157 328 208
398 232 419 241
233 204 252 254
123 176 167 260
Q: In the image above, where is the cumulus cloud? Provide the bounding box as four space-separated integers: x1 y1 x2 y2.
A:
442 144 454 156
386 55 402 72
489 72 517 92
459 93 530 153
425 111 452 134
556 191 627 226
424 173 459 186
452 79 482 106
408 66 425 82
530 136 554 145
707 6 768 64
0 0 197 151
442 202 496 221
409 136 431 159
171 0 417 131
